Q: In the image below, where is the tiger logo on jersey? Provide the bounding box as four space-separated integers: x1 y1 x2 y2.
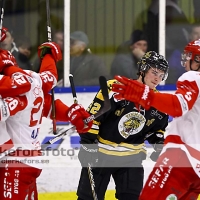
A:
118 111 146 139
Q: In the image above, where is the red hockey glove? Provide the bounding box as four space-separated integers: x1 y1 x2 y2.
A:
38 42 62 62
0 27 8 42
0 49 18 73
66 104 93 133
112 75 155 110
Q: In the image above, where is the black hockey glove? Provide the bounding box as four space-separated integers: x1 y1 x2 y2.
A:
150 141 164 162
38 42 62 62
78 139 98 167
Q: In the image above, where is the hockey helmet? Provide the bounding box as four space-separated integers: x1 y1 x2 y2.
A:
137 51 169 81
181 39 200 66
0 27 8 42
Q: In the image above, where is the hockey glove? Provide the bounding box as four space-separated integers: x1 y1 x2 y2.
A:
66 104 93 133
0 49 18 73
112 76 155 110
38 42 62 62
78 139 98 167
150 141 164 162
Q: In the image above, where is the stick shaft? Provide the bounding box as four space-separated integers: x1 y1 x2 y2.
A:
69 74 101 200
69 74 78 104
45 0 56 134
0 0 5 40
42 76 111 147
46 0 52 42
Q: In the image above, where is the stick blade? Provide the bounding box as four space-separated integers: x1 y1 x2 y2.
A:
98 76 111 113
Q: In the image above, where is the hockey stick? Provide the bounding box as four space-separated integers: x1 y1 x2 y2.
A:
69 74 78 104
69 74 98 200
41 76 111 149
45 0 56 135
0 0 5 41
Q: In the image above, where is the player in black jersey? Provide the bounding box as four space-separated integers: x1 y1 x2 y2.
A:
76 51 169 200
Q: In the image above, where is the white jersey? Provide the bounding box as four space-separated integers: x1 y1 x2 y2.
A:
162 70 200 177
0 71 34 159
0 70 56 168
0 54 57 168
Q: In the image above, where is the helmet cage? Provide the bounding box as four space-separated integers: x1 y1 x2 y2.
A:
183 39 200 61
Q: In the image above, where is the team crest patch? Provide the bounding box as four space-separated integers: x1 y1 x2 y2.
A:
166 194 177 200
118 111 146 139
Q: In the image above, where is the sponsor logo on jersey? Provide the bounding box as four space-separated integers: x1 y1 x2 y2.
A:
178 94 188 113
1 100 8 118
31 191 35 200
2 59 14 66
3 166 13 199
148 157 172 189
142 85 150 100
25 194 28 200
150 109 163 120
156 133 164 138
27 76 33 83
166 194 177 200
118 111 146 139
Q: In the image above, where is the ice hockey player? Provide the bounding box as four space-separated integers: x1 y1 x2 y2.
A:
76 51 169 200
112 40 200 199
0 39 92 200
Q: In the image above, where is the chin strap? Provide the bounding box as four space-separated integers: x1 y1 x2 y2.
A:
139 72 146 84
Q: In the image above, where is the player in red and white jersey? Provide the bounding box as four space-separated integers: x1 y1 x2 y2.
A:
0 50 32 98
0 41 59 159
0 27 37 97
0 30 59 159
0 42 93 200
0 46 36 159
0 42 60 200
111 39 200 199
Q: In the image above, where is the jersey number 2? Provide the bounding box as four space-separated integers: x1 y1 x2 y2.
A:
30 97 43 127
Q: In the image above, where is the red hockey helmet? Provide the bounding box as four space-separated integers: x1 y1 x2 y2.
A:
181 39 200 66
0 27 8 42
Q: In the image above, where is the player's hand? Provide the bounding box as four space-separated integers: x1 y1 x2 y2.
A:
0 27 8 42
38 42 62 62
0 49 18 72
78 139 98 167
112 75 154 110
66 104 93 133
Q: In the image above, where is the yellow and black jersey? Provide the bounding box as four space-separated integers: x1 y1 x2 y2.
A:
81 79 169 161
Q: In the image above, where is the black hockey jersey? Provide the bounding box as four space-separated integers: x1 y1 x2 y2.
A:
80 79 169 162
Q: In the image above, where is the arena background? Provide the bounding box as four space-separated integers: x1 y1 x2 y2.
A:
0 0 199 199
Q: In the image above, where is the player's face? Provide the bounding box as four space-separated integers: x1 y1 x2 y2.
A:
184 59 200 71
182 52 200 71
144 67 165 89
